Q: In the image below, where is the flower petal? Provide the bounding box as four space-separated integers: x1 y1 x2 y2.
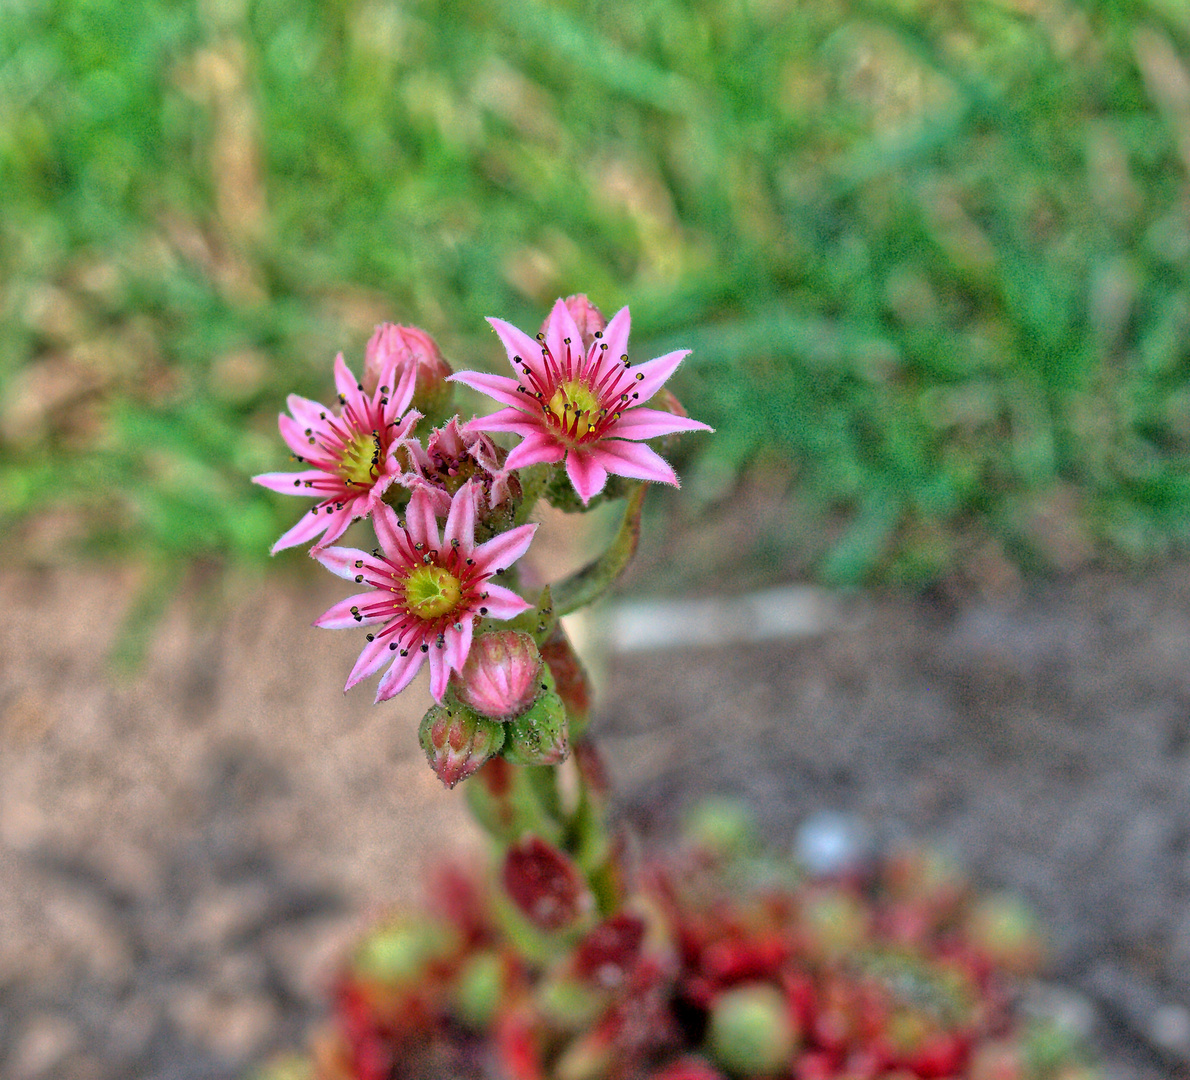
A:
425 645 451 702
314 545 386 581
600 306 631 369
286 393 328 428
603 408 714 441
443 619 473 675
628 349 691 403
544 298 585 380
383 358 418 419
314 591 394 629
443 482 478 549
271 509 330 554
465 407 541 436
565 450 609 504
317 504 359 548
405 487 441 549
449 370 528 410
279 413 322 460
252 469 327 495
477 583 532 620
333 352 367 417
375 646 424 702
372 503 410 564
488 316 549 382
345 633 401 691
504 431 566 471
473 522 537 573
587 439 678 486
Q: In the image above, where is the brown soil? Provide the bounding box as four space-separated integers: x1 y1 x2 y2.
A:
2 559 1187 1079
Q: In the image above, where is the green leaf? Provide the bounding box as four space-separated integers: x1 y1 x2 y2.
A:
552 483 647 617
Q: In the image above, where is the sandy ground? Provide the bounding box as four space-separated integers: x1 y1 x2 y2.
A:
1 558 1188 1079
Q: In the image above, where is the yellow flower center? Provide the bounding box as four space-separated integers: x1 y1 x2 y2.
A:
338 429 382 487
404 565 462 620
547 380 601 441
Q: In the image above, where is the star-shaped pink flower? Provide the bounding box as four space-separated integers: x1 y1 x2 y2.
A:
253 353 419 553
312 482 536 703
451 299 711 503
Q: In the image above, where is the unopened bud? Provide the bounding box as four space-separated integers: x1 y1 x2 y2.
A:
502 673 568 765
502 835 592 932
453 950 506 1031
353 917 459 988
545 295 607 352
707 983 797 1076
454 631 544 719
364 322 453 415
419 702 505 788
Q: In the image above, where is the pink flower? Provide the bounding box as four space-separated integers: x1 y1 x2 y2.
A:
253 353 419 553
451 298 712 504
313 482 536 703
399 416 518 518
363 323 453 415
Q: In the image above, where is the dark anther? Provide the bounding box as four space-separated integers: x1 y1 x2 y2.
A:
355 560 364 568
420 643 429 652
355 575 364 583
366 633 375 641
389 642 398 650
480 607 488 615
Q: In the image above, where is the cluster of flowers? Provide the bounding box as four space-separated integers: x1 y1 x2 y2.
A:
281 807 1089 1080
254 296 710 778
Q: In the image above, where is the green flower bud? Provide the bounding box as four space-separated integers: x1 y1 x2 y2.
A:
502 672 568 766
419 702 505 788
707 984 797 1077
453 950 506 1031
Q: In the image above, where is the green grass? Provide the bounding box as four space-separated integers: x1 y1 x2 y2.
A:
2 0 1189 599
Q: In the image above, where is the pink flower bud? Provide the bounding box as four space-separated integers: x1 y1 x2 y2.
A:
541 294 607 352
454 631 544 719
418 703 505 788
363 322 453 415
502 835 592 932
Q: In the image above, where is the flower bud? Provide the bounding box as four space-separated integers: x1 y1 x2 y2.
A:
502 835 592 933
453 950 507 1031
364 322 453 415
502 675 569 766
544 295 607 352
418 702 505 788
707 983 798 1076
454 631 544 719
